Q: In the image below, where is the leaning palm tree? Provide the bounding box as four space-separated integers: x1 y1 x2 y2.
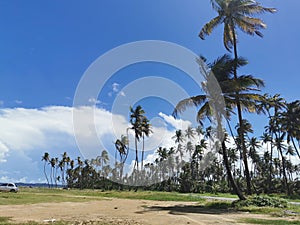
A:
199 0 276 195
115 135 128 181
42 152 50 188
174 55 266 200
115 135 128 163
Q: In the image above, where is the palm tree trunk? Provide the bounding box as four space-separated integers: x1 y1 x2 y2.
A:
135 137 139 171
268 137 274 193
291 137 300 159
222 141 246 200
44 163 50 188
232 27 252 195
141 135 145 170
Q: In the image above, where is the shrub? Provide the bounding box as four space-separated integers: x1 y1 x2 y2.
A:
232 195 288 208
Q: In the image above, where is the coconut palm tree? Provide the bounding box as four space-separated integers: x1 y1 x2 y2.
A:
115 135 128 163
280 100 300 158
42 152 50 188
114 136 128 182
173 129 185 161
199 0 276 195
247 137 261 176
262 94 286 191
174 55 265 200
49 157 56 188
130 105 145 171
141 116 152 169
99 150 109 175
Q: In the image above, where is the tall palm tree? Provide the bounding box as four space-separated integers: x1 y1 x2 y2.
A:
260 132 273 192
141 116 152 170
174 55 265 200
99 150 109 175
173 129 185 162
280 101 300 158
42 152 50 188
247 137 261 176
199 0 276 195
130 105 145 171
49 157 56 188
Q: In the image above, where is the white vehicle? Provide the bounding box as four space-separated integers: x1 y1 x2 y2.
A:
0 183 19 192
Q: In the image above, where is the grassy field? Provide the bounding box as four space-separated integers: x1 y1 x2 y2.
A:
0 187 209 205
1 188 300 224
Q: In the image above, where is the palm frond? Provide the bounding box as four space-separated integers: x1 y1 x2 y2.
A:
173 95 207 118
199 15 223 40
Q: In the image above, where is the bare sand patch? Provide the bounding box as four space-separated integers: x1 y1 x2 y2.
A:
0 198 298 224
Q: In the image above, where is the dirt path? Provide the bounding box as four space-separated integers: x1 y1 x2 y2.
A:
0 198 298 224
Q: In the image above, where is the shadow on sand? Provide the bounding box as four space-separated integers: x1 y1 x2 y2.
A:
136 203 239 216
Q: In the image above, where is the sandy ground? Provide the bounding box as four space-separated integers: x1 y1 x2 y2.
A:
0 198 299 225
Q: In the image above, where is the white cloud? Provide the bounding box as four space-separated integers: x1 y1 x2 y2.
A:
108 83 126 97
88 97 100 105
0 106 199 183
112 83 119 93
119 91 126 97
158 112 191 130
0 141 9 162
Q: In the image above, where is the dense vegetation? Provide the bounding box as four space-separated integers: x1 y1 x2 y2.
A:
41 0 300 201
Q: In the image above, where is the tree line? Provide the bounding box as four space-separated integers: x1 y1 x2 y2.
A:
41 1 300 200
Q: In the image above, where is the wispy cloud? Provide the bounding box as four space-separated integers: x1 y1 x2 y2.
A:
88 97 101 105
108 82 126 97
112 82 119 93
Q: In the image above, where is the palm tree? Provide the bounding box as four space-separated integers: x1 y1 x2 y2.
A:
247 137 261 176
185 126 195 159
199 0 276 195
42 152 50 188
260 132 273 192
280 101 300 158
174 55 265 200
49 157 56 188
114 135 128 184
141 116 152 170
115 135 128 163
172 129 185 161
59 152 69 187
262 94 286 191
274 134 290 195
130 105 145 171
99 150 109 175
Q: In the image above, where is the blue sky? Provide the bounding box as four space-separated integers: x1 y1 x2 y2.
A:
0 0 299 183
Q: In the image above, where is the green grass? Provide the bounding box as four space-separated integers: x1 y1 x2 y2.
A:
0 188 104 205
0 217 11 225
96 190 206 202
270 194 300 202
197 192 237 198
204 200 232 209
239 218 300 224
0 188 206 205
